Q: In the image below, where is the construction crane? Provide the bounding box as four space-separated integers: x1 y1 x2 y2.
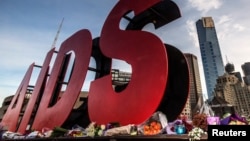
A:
51 18 64 49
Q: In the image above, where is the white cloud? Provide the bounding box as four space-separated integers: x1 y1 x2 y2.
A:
188 0 222 14
216 15 232 41
216 15 246 42
217 15 231 25
186 20 199 48
233 24 245 31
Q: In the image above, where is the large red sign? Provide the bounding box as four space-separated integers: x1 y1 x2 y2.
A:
1 0 189 134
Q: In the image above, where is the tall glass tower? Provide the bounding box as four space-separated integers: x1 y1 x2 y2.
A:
196 17 225 100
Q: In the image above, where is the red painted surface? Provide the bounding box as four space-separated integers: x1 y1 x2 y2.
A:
1 63 35 132
17 48 55 134
31 29 92 131
88 0 168 125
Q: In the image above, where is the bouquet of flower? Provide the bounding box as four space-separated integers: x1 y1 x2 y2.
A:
192 113 208 131
85 122 106 137
220 113 248 125
104 124 135 136
188 127 206 141
207 116 220 125
137 111 168 135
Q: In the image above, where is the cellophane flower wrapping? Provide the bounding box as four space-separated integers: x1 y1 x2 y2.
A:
207 116 220 125
220 113 248 125
137 111 168 135
166 115 193 134
67 125 85 137
2 131 26 139
104 124 135 136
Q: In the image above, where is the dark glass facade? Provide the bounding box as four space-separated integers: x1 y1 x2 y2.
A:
196 17 225 100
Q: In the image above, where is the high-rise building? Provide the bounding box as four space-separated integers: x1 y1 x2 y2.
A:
196 17 225 100
241 62 250 85
225 62 243 82
214 63 250 116
184 53 203 110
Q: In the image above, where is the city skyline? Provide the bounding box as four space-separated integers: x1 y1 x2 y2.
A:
1 0 250 104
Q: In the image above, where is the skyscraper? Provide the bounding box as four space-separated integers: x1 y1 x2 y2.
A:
241 62 250 85
184 53 203 111
196 17 225 100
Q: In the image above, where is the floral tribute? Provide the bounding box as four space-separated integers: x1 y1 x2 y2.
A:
220 113 248 125
166 115 193 134
188 127 206 141
0 111 249 140
137 111 168 135
192 113 208 132
142 121 162 135
85 122 106 137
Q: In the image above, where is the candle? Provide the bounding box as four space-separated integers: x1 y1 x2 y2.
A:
175 125 186 134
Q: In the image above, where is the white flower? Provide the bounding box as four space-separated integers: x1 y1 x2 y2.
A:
97 130 103 136
85 122 96 137
100 124 106 130
188 127 206 141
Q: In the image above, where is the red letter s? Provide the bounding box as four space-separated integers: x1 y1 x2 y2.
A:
88 0 168 125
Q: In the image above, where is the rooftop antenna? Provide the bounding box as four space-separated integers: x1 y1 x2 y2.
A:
51 18 64 49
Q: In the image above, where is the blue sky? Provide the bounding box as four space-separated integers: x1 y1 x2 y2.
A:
1 0 250 105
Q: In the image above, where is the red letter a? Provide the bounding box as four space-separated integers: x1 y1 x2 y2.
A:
1 63 35 132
